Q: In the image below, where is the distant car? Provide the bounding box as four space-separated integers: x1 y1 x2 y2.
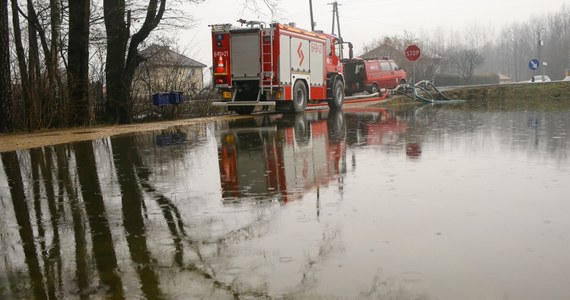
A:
530 75 551 82
343 57 407 95
562 76 570 81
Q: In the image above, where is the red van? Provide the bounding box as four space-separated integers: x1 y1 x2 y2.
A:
343 58 407 95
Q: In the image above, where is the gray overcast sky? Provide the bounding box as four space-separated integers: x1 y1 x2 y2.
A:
180 0 567 67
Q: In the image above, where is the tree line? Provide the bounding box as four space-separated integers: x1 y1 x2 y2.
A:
1 2 568 133
361 4 570 85
0 0 210 133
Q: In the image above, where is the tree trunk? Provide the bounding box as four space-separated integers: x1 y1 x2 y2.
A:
68 0 91 126
11 0 28 129
25 0 60 127
103 0 128 123
0 0 12 132
26 0 42 130
49 0 63 126
103 0 166 124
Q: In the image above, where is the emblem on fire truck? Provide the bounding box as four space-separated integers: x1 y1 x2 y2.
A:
297 42 304 66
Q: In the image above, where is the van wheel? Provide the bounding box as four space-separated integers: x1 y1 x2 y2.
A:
398 79 408 93
370 84 379 94
292 80 307 113
328 79 344 110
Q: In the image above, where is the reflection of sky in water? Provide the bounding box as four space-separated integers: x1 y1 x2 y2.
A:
337 109 570 299
0 107 569 299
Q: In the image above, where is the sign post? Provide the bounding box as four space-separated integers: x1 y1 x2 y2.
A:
528 59 539 71
405 44 421 99
405 44 421 63
529 59 540 81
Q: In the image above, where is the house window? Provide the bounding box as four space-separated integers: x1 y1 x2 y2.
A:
188 68 195 77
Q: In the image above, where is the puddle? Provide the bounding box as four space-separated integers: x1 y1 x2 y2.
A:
1 103 570 299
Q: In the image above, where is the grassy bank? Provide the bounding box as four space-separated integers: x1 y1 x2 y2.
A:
380 82 570 111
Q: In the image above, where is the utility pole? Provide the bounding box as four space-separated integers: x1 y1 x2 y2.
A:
564 43 570 78
328 1 343 57
309 0 315 31
329 1 341 40
537 27 544 81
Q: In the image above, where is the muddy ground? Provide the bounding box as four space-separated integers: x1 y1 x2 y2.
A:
0 116 229 153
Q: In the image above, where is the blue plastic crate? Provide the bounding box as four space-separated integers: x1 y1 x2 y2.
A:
168 91 184 105
156 134 172 146
152 93 170 106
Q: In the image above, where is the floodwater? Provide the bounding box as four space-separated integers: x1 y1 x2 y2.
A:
1 101 570 299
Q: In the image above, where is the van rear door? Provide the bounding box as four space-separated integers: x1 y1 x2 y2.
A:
379 61 393 88
364 60 380 90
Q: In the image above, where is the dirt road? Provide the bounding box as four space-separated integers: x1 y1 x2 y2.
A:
0 116 227 153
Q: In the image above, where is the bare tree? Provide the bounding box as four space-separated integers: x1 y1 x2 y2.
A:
103 0 175 124
544 6 570 80
25 0 43 129
10 0 29 129
0 0 11 132
68 0 91 126
454 49 485 84
102 0 280 124
9 0 68 130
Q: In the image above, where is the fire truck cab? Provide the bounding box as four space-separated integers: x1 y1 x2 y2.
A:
210 20 349 114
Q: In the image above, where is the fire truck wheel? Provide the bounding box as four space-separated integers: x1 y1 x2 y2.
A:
232 106 255 115
327 109 346 142
294 114 310 144
292 80 307 112
328 79 344 110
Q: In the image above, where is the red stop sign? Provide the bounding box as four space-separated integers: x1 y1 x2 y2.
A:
405 44 421 62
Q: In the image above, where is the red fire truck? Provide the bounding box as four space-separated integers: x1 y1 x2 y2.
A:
210 20 351 114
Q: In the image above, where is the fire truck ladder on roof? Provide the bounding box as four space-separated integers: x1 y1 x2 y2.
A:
260 28 276 92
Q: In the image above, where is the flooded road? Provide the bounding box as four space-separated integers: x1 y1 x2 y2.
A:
1 102 570 299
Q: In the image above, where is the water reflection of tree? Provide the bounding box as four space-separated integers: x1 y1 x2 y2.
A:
54 144 90 299
359 271 430 300
74 141 125 299
1 151 47 299
111 133 276 298
122 128 351 298
1 145 100 299
1 127 348 299
112 135 165 299
285 227 344 298
30 147 62 299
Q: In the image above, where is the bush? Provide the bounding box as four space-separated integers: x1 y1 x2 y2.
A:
434 74 461 86
470 73 500 85
186 88 227 117
434 73 500 86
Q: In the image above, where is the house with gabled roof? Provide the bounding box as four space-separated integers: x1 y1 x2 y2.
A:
133 44 207 99
360 42 401 61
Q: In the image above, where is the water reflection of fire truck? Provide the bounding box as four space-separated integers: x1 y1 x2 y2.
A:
218 111 347 202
